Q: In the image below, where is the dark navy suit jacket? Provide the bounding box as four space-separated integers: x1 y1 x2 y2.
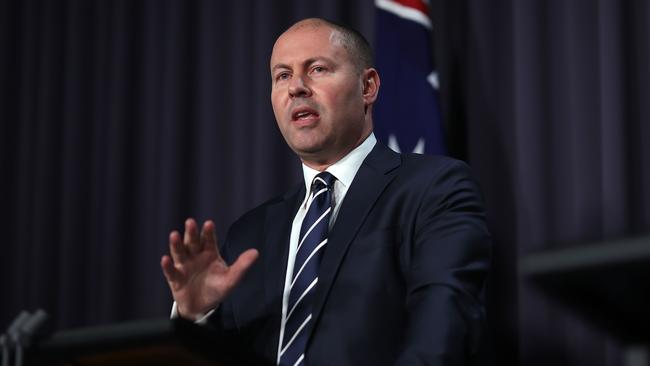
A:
211 142 491 365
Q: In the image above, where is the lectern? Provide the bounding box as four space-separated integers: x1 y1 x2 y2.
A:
25 318 256 366
521 235 650 366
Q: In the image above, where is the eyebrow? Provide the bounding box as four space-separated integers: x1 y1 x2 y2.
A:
271 57 336 74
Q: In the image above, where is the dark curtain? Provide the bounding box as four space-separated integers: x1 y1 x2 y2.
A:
0 0 374 330
441 1 650 365
2 1 649 365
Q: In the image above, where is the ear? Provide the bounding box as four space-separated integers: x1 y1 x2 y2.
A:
361 68 380 105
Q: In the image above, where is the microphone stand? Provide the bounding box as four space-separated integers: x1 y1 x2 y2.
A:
16 310 48 366
1 312 30 366
1 310 48 366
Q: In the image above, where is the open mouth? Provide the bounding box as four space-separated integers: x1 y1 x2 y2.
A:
291 107 319 121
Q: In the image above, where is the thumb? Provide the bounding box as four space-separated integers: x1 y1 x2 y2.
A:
227 248 260 286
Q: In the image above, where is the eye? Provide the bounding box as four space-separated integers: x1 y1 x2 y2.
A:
311 66 327 74
275 72 290 82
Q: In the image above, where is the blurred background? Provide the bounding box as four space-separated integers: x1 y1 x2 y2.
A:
1 0 649 365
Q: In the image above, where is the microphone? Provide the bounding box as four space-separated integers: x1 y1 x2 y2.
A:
1 311 31 366
14 310 49 366
16 309 48 347
1 310 49 366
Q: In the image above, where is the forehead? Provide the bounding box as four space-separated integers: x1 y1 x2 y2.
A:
270 26 349 69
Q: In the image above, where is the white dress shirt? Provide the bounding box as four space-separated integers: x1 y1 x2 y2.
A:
276 133 376 363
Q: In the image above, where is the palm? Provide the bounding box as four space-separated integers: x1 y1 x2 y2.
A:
161 219 258 319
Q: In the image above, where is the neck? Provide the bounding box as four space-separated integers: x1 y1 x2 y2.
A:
300 131 372 171
301 157 339 172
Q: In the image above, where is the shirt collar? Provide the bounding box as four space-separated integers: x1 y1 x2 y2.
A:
301 133 377 192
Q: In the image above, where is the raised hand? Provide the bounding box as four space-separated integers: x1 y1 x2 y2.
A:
160 218 259 320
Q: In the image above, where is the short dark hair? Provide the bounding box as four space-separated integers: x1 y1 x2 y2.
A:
287 18 374 73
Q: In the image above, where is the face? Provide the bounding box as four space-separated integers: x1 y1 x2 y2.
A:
270 24 378 169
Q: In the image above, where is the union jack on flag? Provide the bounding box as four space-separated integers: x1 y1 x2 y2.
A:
374 0 446 155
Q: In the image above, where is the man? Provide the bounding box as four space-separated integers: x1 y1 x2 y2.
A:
161 18 490 365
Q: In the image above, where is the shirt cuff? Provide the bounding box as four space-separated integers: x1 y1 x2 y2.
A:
170 302 216 325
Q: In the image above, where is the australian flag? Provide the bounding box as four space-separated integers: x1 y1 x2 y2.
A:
374 0 446 155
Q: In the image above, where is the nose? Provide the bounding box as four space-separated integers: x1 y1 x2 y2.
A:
288 75 311 98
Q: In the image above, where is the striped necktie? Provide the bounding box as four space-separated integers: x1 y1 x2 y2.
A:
279 171 336 366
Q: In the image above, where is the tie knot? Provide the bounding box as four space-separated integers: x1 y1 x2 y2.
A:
312 171 335 192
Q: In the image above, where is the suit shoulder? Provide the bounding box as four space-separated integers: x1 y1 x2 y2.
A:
393 153 485 208
228 183 301 231
399 153 474 181
231 194 283 229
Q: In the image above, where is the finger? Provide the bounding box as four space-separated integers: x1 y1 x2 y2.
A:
161 255 182 285
169 231 187 264
184 218 201 254
200 220 218 254
226 249 259 287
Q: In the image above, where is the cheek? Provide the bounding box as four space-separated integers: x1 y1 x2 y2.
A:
270 94 285 120
334 89 364 119
337 79 363 104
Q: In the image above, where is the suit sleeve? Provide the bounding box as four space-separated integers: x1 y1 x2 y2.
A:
396 159 491 366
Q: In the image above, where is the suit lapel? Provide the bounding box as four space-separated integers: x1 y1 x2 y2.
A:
263 184 304 308
309 143 401 334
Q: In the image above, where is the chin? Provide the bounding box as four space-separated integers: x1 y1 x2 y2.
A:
287 135 327 152
292 145 324 156
290 142 329 159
